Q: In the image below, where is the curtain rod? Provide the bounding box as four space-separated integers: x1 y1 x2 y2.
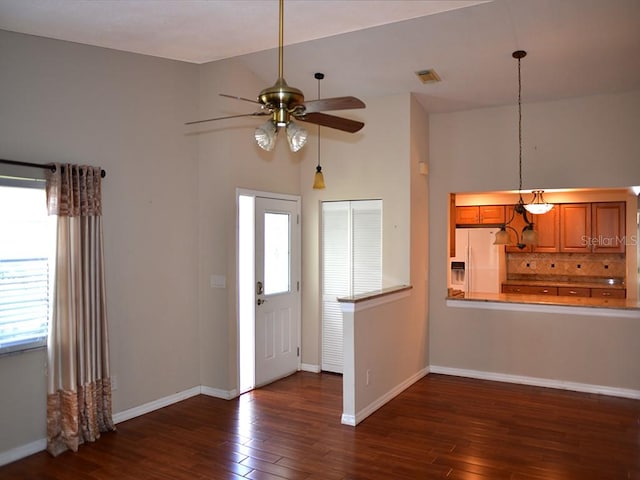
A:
0 159 106 178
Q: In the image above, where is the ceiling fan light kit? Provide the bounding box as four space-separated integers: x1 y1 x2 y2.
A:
186 0 365 153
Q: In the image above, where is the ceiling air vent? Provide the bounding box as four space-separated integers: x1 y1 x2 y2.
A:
415 69 441 84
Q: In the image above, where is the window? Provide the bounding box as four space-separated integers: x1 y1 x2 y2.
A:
0 179 54 355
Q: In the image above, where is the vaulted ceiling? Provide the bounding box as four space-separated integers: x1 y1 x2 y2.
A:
1 0 639 113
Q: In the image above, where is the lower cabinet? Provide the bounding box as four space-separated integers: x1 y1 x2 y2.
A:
591 288 626 299
503 284 626 299
502 285 558 295
557 287 591 297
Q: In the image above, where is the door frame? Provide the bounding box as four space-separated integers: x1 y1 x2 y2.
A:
236 188 301 394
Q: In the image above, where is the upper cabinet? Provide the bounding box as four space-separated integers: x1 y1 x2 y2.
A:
591 202 626 253
559 202 625 253
456 205 505 225
560 203 592 253
532 206 559 253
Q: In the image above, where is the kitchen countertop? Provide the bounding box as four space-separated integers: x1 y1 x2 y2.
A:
502 279 626 290
448 291 640 310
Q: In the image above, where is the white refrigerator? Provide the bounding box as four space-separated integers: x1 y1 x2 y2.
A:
449 228 505 295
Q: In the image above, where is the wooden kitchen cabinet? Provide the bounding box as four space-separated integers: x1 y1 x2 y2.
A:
591 202 626 253
456 205 505 225
502 285 558 295
591 288 626 299
559 203 591 253
557 286 590 297
532 206 559 253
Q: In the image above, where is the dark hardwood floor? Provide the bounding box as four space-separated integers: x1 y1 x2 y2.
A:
2 372 639 479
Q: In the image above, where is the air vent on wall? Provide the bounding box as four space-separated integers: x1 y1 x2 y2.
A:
415 69 441 84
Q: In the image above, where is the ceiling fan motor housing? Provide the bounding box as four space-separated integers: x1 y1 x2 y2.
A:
259 78 305 126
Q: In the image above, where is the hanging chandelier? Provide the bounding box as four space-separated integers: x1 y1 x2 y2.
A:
511 50 554 215
495 49 552 248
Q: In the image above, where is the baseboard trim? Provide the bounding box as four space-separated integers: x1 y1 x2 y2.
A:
0 438 47 467
112 386 202 424
343 367 430 427
300 363 321 373
429 365 640 400
201 385 237 400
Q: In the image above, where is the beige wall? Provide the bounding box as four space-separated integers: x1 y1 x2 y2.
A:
0 30 426 458
0 30 201 453
194 57 305 391
429 91 640 391
299 93 413 368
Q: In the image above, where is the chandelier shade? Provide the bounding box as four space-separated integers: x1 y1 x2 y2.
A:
524 190 554 214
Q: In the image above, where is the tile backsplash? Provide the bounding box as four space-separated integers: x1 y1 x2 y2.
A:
506 252 625 283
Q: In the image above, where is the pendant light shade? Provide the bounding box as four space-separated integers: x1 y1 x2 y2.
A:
255 120 278 151
313 165 326 189
521 225 539 246
524 190 554 214
493 227 510 245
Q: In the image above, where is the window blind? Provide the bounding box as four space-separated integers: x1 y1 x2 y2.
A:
0 258 49 354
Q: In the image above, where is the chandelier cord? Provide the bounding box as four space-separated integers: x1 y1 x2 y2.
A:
517 54 523 198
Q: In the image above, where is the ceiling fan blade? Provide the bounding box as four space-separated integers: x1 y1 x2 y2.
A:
299 112 364 133
303 96 366 114
185 112 267 126
219 93 261 105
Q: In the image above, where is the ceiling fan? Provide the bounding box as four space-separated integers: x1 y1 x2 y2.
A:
185 0 366 152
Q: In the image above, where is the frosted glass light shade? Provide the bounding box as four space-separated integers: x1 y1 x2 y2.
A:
494 228 510 245
286 121 308 152
522 226 539 246
255 121 277 151
524 190 554 214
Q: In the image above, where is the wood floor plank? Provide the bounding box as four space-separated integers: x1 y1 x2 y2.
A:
1 372 639 479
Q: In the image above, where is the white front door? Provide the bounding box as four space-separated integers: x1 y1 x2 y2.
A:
254 196 300 387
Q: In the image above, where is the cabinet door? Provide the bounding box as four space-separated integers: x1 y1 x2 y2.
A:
455 206 479 225
560 204 591 252
591 202 625 253
532 206 559 253
504 205 532 253
479 205 505 224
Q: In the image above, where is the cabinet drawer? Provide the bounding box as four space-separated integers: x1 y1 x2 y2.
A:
558 287 591 297
502 285 558 295
591 288 626 299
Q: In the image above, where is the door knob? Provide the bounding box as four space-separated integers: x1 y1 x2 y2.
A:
257 298 267 305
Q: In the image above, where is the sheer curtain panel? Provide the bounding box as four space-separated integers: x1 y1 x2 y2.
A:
45 163 114 456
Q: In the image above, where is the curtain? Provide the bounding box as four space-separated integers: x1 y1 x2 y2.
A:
45 163 114 457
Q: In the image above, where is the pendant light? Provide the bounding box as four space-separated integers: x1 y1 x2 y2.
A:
494 50 543 248
512 50 553 214
312 72 326 189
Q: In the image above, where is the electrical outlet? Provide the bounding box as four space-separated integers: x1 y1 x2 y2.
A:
366 369 371 386
111 374 118 391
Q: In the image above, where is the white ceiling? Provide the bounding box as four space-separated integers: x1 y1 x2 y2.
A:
1 0 639 113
